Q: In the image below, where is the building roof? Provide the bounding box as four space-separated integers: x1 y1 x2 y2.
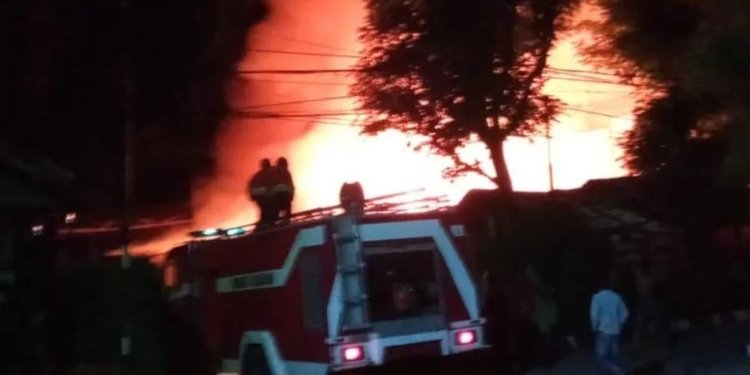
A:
458 180 669 235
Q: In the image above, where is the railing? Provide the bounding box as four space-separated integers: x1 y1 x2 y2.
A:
191 189 453 239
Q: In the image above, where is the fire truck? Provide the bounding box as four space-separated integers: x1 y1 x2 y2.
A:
164 191 488 375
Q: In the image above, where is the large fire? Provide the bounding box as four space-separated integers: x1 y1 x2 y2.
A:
133 0 635 256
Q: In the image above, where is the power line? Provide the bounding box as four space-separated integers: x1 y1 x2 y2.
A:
550 89 633 94
235 67 633 87
237 68 630 86
247 77 632 94
547 67 625 79
231 106 631 132
247 48 360 59
249 78 352 87
241 33 644 90
236 68 361 75
237 110 630 131
548 70 630 84
230 108 364 123
247 77 633 92
548 75 635 87
233 111 363 120
563 106 631 119
241 46 633 80
235 95 352 110
233 114 361 128
233 105 629 123
231 92 629 120
242 47 617 77
253 31 360 54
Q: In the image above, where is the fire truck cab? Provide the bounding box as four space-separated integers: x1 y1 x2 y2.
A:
165 199 488 375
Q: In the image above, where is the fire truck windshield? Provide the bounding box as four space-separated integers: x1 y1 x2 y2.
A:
364 239 440 322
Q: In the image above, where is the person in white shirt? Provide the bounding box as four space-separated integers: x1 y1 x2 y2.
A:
590 275 629 375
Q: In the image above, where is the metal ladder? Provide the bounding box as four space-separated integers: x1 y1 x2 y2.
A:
332 213 370 332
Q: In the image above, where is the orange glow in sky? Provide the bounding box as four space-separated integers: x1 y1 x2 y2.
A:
192 0 635 227
132 0 636 255
197 0 635 227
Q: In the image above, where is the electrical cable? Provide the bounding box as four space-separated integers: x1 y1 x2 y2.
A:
236 95 352 110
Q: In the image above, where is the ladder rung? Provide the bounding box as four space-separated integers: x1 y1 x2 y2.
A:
344 296 368 305
334 234 359 243
338 264 365 273
341 325 371 332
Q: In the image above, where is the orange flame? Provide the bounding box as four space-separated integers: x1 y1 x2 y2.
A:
132 0 634 256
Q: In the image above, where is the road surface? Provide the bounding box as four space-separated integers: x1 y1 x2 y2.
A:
527 322 750 374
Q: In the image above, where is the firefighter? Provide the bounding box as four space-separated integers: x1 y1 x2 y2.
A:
270 157 295 224
248 158 274 228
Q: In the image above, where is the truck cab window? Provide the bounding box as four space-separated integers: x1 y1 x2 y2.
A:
364 239 440 322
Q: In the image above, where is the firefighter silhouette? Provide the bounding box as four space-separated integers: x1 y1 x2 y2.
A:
248 158 274 228
269 157 294 224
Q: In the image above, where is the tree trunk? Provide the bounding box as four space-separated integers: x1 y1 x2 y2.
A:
491 142 514 192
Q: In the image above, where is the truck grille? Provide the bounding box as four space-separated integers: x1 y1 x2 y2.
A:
385 341 442 362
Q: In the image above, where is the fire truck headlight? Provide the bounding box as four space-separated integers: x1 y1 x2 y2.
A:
190 228 225 238
455 329 477 346
225 227 246 237
342 345 364 362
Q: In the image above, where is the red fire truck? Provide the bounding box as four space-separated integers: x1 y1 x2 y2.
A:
164 192 488 375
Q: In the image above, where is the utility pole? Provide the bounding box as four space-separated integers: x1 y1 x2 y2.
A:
119 0 134 370
546 122 555 192
119 0 133 267
122 121 133 270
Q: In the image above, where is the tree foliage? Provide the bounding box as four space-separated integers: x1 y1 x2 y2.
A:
353 0 579 191
585 0 750 184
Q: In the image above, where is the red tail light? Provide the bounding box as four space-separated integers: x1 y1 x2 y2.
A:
455 329 477 346
342 345 364 362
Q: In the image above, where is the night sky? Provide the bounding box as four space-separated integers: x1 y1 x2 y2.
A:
0 0 267 214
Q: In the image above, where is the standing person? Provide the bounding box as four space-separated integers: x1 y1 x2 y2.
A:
591 274 629 375
248 159 273 229
270 157 294 224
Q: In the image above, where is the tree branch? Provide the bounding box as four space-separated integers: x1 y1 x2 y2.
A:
445 152 496 185
508 13 557 133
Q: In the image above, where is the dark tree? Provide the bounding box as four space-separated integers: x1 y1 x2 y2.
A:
585 0 750 184
353 0 579 192
586 1 750 312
